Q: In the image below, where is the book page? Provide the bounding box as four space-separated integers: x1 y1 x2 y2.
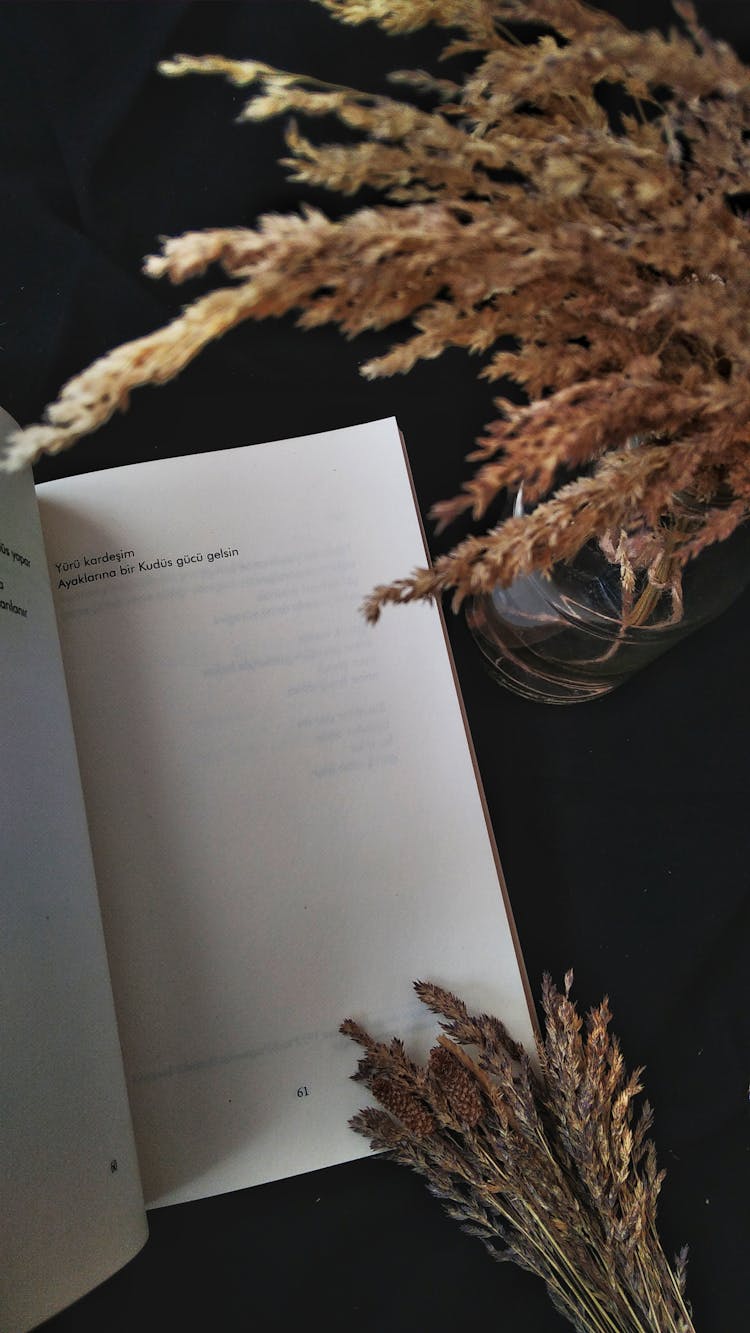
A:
36 418 536 1210
0 408 146 1333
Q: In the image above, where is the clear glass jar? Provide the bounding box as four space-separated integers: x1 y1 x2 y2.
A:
466 489 750 704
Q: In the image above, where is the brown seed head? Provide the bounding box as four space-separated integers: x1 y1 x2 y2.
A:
371 1076 436 1138
428 1045 484 1127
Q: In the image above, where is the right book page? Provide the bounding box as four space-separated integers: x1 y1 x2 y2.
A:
36 418 537 1210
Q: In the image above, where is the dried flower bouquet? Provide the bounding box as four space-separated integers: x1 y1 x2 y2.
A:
3 0 750 623
343 974 696 1333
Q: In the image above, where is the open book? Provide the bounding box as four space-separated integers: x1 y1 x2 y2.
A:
1 411 536 1332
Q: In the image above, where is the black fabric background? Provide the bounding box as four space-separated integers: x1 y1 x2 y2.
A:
1 3 748 1330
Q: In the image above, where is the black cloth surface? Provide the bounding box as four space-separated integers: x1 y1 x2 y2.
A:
1 3 748 1330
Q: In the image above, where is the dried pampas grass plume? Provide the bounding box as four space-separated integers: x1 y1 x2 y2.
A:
3 0 750 616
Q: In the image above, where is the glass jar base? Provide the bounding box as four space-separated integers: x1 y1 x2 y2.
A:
467 599 621 704
464 484 750 704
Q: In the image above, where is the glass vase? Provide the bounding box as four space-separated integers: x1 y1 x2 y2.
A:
466 489 750 704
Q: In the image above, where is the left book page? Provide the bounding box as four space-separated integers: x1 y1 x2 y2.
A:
0 407 147 1333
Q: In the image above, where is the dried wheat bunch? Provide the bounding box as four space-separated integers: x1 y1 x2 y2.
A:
342 973 695 1333
3 0 750 620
